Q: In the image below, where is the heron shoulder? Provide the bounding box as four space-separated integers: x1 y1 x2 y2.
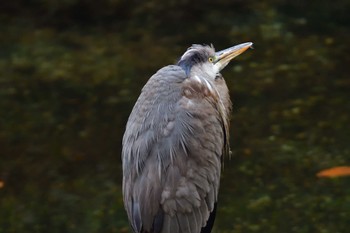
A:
148 65 186 84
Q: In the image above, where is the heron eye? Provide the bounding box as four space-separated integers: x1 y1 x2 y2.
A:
208 57 214 63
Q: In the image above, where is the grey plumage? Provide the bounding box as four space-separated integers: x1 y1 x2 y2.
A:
122 42 252 233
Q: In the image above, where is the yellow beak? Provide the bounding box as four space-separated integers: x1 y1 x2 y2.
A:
214 42 253 71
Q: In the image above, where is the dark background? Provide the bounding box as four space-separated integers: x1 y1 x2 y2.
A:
1 0 350 232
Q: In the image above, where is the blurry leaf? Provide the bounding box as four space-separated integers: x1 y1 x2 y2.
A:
317 166 350 178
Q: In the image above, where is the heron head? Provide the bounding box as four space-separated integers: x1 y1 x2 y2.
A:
178 42 253 77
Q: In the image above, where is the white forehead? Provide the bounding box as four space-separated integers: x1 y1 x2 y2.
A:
180 44 215 60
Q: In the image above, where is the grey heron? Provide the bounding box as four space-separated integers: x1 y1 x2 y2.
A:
122 42 253 233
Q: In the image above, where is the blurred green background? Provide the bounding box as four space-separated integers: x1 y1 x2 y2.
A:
1 0 350 232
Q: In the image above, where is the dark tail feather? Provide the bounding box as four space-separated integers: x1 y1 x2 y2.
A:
200 202 217 233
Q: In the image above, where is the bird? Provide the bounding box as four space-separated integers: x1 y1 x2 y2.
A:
122 42 253 233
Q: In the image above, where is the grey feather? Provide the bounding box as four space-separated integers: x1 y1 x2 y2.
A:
176 213 191 233
167 215 180 233
122 45 233 233
187 209 199 233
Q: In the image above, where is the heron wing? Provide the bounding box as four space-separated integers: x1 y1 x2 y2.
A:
122 65 229 233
